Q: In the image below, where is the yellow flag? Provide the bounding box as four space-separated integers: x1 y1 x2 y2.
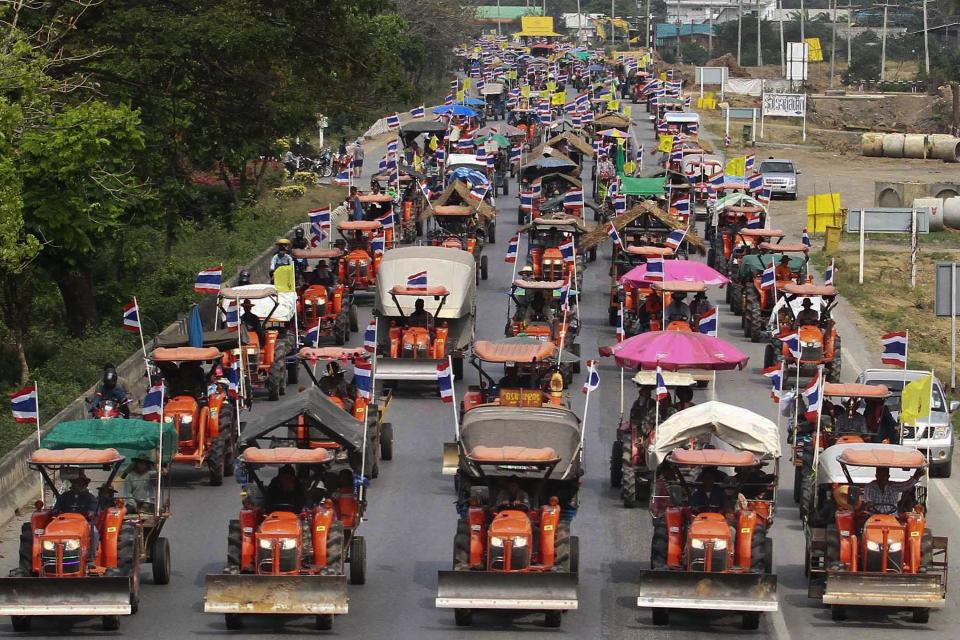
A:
659 72 667 81
805 37 824 62
546 80 557 92
608 99 620 111
623 105 632 118
429 135 439 151
462 78 471 91
456 89 465 103
273 264 296 293
657 134 674 153
725 156 746 177
520 85 530 98
900 375 932 426
623 160 636 174
551 92 565 106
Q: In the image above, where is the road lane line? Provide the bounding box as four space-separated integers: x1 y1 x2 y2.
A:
933 479 960 522
770 606 793 640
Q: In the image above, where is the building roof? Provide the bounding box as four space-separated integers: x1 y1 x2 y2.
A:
475 6 543 21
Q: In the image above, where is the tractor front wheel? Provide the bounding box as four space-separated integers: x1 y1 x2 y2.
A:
741 612 761 630
912 608 930 624
326 523 345 574
621 454 638 508
651 516 668 569
316 614 334 630
652 608 670 625
102 616 120 631
380 422 394 461
750 523 768 574
609 439 623 488
544 611 562 627
454 609 473 626
18 523 32 575
227 520 242 568
830 604 847 621
207 437 225 486
151 537 171 585
826 334 842 382
10 617 31 632
349 535 366 585
224 614 243 630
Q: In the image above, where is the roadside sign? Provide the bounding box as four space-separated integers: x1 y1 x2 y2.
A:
934 262 960 390
846 208 930 234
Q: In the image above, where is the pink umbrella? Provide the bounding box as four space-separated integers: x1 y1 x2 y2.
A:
620 261 730 287
599 331 749 371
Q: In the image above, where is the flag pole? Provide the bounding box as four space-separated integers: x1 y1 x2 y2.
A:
34 380 43 507
580 368 593 452
811 366 825 512
448 355 460 440
572 236 581 320
793 344 803 433
156 385 165 518
358 360 370 498
133 297 151 384
236 296 246 424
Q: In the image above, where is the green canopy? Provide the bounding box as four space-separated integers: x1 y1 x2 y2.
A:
619 176 667 197
476 133 510 147
738 253 808 278
41 419 177 465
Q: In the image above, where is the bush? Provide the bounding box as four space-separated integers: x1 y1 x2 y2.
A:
273 185 306 201
681 43 709 66
292 171 319 185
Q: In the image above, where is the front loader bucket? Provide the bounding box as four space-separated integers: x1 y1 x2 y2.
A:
374 358 444 382
823 571 946 608
0 577 132 616
436 571 578 610
204 574 348 615
636 571 778 612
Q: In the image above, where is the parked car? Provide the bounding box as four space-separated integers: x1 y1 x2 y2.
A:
758 158 799 200
856 368 957 477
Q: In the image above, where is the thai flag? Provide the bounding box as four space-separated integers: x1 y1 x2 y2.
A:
310 206 331 245
802 370 823 421
419 181 433 202
386 113 400 130
505 235 519 263
824 259 835 286
672 196 690 218
510 146 522 165
334 171 351 186
450 79 458 89
530 183 541 198
665 228 686 251
637 145 644 164
746 213 763 229
372 233 385 256
699 307 718 337
141 383 164 422
581 360 600 394
575 92 589 108
444 93 454 106
377 156 387 172
760 259 776 289
607 223 623 249
748 172 764 193
223 299 240 332
386 138 399 155
435 149 446 164
469 184 489 202
669 148 683 164
563 189 584 208
559 280 572 311
354 360 372 400
802 228 812 248
881 331 908 368
764 363 783 403
646 257 665 281
655 367 669 401
477 79 485 92
407 271 428 289
580 110 593 124
306 324 320 347
666 69 674 79
486 153 496 169
745 154 756 171
756 188 772 205
10 385 38 423
122 299 140 332
608 179 619 196
613 195 627 214
457 137 475 151
782 331 802 359
378 211 395 230
475 148 487 164
410 105 425 119
437 361 454 402
194 265 223 294
564 101 578 113
519 192 534 211
616 305 625 342
709 171 725 192
559 237 576 264
364 320 377 352
227 362 240 398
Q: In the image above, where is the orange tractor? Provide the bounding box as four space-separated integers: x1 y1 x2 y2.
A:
437 404 583 627
805 444 947 622
506 279 580 371
638 402 780 629
204 447 353 630
706 202 766 272
610 245 674 327
0 419 176 631
763 283 842 382
150 347 238 485
740 243 809 342
293 248 359 348
723 228 786 315
428 205 491 282
522 216 590 288
336 220 383 299
460 338 568 415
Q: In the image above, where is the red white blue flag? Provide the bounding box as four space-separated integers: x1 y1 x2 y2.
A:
407 271 428 289
881 331 907 368
10 385 38 424
354 359 372 399
122 299 141 332
437 360 454 402
194 265 223 294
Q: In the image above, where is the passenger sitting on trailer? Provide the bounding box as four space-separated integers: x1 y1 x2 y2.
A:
122 456 158 512
266 465 307 513
495 476 531 510
775 255 793 282
407 298 431 329
690 467 729 512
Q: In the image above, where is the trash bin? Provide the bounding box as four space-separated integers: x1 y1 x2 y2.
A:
741 125 753 145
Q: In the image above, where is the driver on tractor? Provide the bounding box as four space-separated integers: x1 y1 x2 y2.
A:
666 293 690 323
408 298 432 329
795 298 818 325
52 471 99 565
860 466 924 515
690 467 729 511
775 255 793 282
266 464 308 513
319 361 355 410
495 476 531 509
241 299 266 346
524 290 554 324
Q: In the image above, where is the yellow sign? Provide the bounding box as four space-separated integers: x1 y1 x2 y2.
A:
725 156 746 177
697 97 717 110
805 38 824 62
518 16 560 37
546 80 557 92
657 134 674 153
273 264 295 293
806 193 842 232
520 85 531 98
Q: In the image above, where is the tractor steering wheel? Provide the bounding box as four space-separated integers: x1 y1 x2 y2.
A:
867 501 898 515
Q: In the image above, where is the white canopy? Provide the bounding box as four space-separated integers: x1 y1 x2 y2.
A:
816 443 921 485
648 401 781 466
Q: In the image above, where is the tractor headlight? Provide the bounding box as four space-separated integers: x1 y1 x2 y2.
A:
164 416 174 424
691 538 705 550
180 415 193 425
888 542 902 553
280 538 298 550
63 539 81 551
259 538 273 550
315 298 326 305
866 540 881 552
42 540 56 551
490 536 504 548
712 539 727 551
801 340 819 348
513 536 528 548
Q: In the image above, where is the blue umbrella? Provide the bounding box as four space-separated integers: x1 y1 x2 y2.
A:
459 97 485 107
187 304 203 348
448 168 490 186
432 104 478 117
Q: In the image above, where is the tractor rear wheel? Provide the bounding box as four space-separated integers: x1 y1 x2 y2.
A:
115 520 140 611
315 614 334 630
380 422 394 461
151 537 171 585
569 536 580 575
553 523 571 570
18 523 32 575
609 439 623 488
481 255 488 281
452 356 464 380
517 209 525 225
825 524 840 566
349 304 359 332
744 288 760 340
750 523 768 573
793 465 803 504
621 455 638 508
349 535 366 585
650 516 668 569
544 611 562 627
454 609 473 626
267 378 280 401
608 306 618 327
227 519 242 569
730 283 743 315
651 608 670 625
912 608 930 624
741 612 761 630
453 519 470 570
10 616 31 632
826 335 842 382
326 522 345 574
334 323 346 346
488 223 496 244
764 344 777 370
800 467 817 522
207 437 225 486
224 614 243 629
287 361 300 386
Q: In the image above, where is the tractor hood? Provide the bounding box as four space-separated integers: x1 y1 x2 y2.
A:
374 246 477 319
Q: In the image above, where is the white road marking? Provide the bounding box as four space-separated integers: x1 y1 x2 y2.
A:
933 479 960 522
770 606 793 640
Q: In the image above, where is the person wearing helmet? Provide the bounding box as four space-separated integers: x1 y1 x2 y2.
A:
270 239 294 275
237 269 252 286
292 226 309 251
92 364 130 418
795 298 818 326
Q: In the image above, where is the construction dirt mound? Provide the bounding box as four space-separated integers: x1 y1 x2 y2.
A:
808 93 944 133
706 53 749 77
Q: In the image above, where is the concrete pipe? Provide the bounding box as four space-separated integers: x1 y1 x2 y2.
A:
929 136 960 163
882 133 905 158
944 197 960 230
912 197 946 231
861 132 885 157
902 134 928 159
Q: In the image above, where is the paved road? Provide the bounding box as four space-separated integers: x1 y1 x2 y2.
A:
1 105 958 640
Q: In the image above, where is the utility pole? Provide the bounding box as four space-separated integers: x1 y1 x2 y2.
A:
737 0 743 65
756 0 763 66
779 0 785 75
497 0 502 36
800 0 805 44
847 0 852 64
612 0 616 45
576 0 582 42
709 0 714 54
830 0 837 87
880 2 888 83
646 0 653 52
922 0 930 75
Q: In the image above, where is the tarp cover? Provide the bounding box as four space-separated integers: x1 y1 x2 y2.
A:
619 176 667 197
649 401 781 465
375 246 477 319
242 387 364 452
42 419 177 465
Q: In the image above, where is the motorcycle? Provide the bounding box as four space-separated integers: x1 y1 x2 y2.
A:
90 397 130 419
